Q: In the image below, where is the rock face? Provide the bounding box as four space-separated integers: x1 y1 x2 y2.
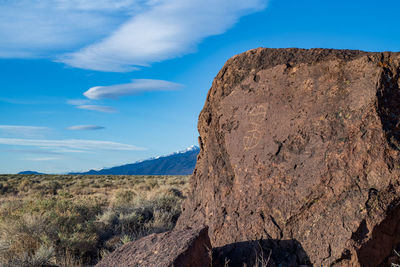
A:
96 226 211 267
177 48 400 266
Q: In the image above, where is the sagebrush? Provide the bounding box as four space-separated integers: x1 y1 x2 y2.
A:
0 174 188 266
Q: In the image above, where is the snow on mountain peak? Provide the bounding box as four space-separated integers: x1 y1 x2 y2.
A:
175 145 200 154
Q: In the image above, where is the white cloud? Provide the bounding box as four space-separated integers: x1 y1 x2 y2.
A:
0 125 49 137
84 79 182 99
0 138 144 152
66 99 90 105
53 0 145 11
27 157 61 161
67 99 117 113
77 105 117 113
0 0 144 58
0 125 48 131
61 0 266 71
4 148 60 155
0 0 267 71
67 125 105 130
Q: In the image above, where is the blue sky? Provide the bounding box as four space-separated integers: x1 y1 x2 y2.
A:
0 0 399 174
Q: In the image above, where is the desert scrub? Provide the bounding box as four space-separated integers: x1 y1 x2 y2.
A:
0 194 102 266
97 188 183 238
0 174 189 266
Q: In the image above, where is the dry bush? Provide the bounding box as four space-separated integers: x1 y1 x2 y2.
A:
0 174 188 266
0 195 102 266
96 188 184 246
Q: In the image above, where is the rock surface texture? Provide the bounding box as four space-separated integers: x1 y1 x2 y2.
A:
96 226 211 267
177 48 400 266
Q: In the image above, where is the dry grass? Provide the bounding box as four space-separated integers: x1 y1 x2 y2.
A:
0 174 189 266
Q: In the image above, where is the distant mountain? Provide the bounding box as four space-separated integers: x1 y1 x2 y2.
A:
18 171 44 175
70 145 200 175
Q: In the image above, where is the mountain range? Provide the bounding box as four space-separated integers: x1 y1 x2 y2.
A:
18 146 199 175
68 145 200 175
18 170 44 175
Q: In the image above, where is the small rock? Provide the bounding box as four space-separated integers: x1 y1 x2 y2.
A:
96 226 211 267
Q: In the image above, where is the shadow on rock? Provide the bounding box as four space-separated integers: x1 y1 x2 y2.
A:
212 239 311 267
357 198 400 267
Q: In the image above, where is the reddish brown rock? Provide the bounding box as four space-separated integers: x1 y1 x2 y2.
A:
96 226 211 267
177 48 400 266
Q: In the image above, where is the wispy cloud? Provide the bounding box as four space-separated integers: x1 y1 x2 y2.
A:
84 79 182 99
0 138 144 152
0 125 48 131
27 157 60 161
77 105 117 113
0 0 142 58
0 125 49 137
67 125 105 130
0 0 266 72
61 0 266 71
52 0 146 11
3 148 61 155
67 99 117 113
66 99 90 105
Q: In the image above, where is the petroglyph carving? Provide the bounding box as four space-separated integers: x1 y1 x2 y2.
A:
243 130 261 150
248 105 267 116
243 104 267 150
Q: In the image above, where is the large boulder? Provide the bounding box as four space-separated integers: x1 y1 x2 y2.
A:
177 48 400 266
96 226 211 267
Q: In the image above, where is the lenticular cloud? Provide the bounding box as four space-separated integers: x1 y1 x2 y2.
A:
0 0 267 72
60 0 267 72
0 0 141 58
84 79 182 99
